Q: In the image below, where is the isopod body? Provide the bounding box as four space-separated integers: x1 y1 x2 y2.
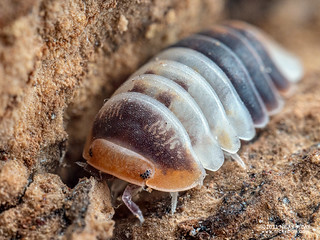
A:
83 20 303 222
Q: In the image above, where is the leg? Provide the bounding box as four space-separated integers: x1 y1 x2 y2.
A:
170 192 179 214
122 184 144 223
224 152 246 169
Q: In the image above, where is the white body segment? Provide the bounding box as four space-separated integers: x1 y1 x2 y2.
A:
241 24 303 84
154 47 256 141
131 59 240 154
263 38 303 83
114 74 225 171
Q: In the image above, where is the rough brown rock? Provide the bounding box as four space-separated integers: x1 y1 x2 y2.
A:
0 0 224 239
0 173 69 239
0 0 319 239
64 177 114 240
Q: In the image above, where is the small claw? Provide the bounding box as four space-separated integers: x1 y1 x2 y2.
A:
122 184 145 223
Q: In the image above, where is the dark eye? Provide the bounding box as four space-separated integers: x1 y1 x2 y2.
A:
140 169 152 180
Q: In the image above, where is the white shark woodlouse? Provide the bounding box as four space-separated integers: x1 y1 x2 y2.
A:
82 21 303 222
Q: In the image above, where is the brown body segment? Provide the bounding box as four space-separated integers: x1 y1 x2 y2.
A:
83 92 205 192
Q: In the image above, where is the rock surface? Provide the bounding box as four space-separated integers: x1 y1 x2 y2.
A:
0 0 319 239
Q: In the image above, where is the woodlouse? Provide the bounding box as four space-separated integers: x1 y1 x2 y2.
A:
83 20 303 222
